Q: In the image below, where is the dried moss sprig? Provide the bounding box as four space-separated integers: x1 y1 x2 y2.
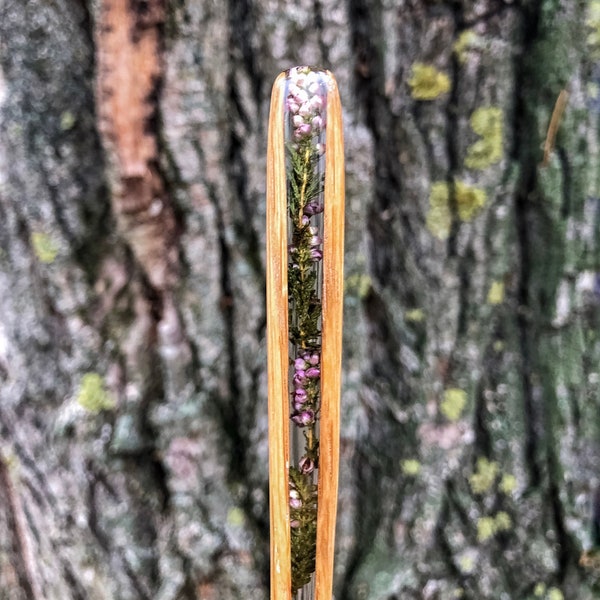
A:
285 66 327 594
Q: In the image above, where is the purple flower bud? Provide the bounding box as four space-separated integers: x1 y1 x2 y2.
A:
310 235 322 247
310 249 323 261
299 456 315 474
305 367 320 379
294 368 307 384
290 497 302 509
312 115 323 131
294 358 308 371
316 142 326 155
292 115 304 127
308 353 319 366
286 98 300 114
291 519 300 528
294 388 307 402
295 123 312 138
309 226 319 235
292 409 315 426
301 215 310 226
294 89 309 105
304 201 324 216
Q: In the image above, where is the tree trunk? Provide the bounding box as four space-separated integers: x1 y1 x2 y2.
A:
0 0 598 598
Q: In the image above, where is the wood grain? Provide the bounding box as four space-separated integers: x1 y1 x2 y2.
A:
266 72 292 600
315 71 345 600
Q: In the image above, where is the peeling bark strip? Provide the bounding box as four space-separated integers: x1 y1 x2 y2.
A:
95 0 178 291
0 459 43 600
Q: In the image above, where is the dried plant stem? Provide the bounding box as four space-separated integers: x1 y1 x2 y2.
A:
267 68 344 600
267 72 292 600
315 72 344 600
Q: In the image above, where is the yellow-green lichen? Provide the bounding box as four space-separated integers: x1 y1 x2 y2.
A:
487 280 505 305
547 588 564 600
499 473 517 495
345 273 372 299
440 388 467 421
405 308 425 323
588 0 600 54
494 511 512 532
31 232 59 264
60 111 76 131
453 30 479 64
477 512 512 542
534 583 546 597
477 516 496 542
227 507 245 526
77 373 115 413
469 457 498 494
465 107 504 170
401 459 421 476
426 180 487 240
408 63 451 100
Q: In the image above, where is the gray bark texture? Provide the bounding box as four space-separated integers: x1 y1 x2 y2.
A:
1 0 600 598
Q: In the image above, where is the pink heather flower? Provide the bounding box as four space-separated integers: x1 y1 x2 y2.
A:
308 353 319 366
292 115 305 128
304 200 324 215
291 520 301 528
316 142 326 155
292 409 315 426
301 215 310 226
299 102 313 117
310 249 322 262
309 93 323 110
299 456 315 475
295 358 308 371
293 371 307 387
305 367 320 379
312 115 323 131
294 388 308 402
310 235 322 247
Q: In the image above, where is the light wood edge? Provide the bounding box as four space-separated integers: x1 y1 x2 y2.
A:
315 71 344 600
267 71 292 600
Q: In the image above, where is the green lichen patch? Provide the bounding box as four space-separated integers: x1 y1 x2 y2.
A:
76 373 115 413
453 30 479 64
476 511 512 542
30 232 59 264
588 0 600 55
487 280 505 305
401 459 422 476
440 388 467 421
345 273 372 299
426 181 487 240
547 588 564 600
408 63 451 100
469 457 499 494
499 473 517 495
405 308 425 323
465 107 504 170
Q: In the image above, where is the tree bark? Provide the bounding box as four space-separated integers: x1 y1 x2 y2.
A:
0 0 599 598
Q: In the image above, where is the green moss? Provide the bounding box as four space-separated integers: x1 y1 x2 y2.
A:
465 107 504 170
426 181 487 240
440 388 467 421
401 459 421 476
30 232 59 263
487 280 505 305
77 373 115 413
469 457 498 494
453 30 479 64
408 63 451 100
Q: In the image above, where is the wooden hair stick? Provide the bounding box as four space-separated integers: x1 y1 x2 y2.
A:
267 68 345 599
